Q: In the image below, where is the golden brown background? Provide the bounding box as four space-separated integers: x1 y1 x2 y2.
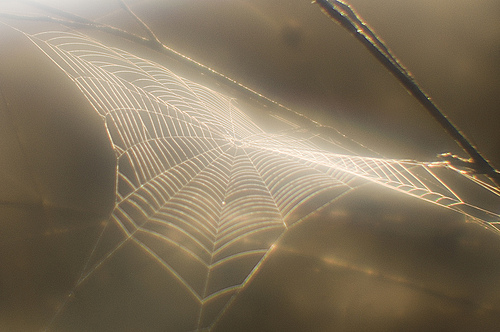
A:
1 0 499 331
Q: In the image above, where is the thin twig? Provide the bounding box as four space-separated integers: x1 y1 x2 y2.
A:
314 0 500 186
117 0 163 49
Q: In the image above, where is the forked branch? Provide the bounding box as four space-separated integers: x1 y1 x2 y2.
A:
313 0 500 186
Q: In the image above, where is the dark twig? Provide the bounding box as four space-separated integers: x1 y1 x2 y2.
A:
314 0 500 187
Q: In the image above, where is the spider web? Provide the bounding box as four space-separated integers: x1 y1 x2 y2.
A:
17 29 500 331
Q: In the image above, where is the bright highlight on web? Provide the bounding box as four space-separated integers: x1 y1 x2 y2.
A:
17 28 500 331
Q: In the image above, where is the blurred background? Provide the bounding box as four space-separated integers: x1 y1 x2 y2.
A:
1 0 499 331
